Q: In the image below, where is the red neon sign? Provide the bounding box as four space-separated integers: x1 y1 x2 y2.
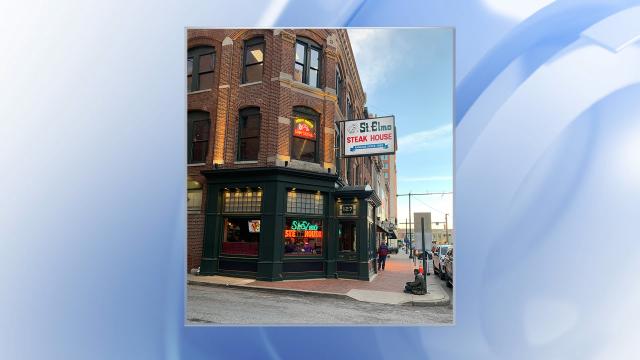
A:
284 230 323 238
293 118 316 140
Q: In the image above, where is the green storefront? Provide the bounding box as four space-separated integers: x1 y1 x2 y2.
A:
199 167 381 281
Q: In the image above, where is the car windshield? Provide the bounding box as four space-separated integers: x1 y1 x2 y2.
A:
440 246 450 254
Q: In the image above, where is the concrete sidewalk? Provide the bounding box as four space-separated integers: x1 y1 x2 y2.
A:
188 253 449 306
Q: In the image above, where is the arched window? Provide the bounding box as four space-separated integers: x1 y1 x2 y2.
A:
187 46 215 91
294 38 321 88
291 106 319 162
237 107 261 161
242 37 265 84
187 111 210 164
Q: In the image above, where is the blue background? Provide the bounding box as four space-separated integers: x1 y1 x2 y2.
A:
2 0 640 359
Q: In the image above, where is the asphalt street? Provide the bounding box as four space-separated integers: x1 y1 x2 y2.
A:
187 285 453 325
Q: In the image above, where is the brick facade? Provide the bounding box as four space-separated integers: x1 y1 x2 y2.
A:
186 29 373 272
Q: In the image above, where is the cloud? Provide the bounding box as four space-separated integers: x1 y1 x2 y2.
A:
348 29 404 96
398 175 453 182
397 123 452 153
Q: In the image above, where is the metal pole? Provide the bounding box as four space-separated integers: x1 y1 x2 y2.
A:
409 192 415 265
445 213 449 244
421 217 428 293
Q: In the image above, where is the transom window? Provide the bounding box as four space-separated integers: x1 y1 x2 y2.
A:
237 108 261 161
223 188 263 213
243 37 264 83
294 38 321 88
287 190 324 215
187 46 215 92
188 111 210 164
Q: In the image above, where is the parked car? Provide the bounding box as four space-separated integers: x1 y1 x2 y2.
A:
432 244 452 277
443 247 453 287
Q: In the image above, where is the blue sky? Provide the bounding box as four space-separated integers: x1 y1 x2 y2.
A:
348 28 454 229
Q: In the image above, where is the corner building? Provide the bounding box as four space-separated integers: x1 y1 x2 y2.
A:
187 29 388 281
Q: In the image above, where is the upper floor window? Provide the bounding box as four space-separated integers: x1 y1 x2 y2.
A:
294 38 321 88
187 46 215 92
237 107 261 161
243 37 264 83
291 106 319 162
188 111 210 164
336 66 344 111
346 96 353 120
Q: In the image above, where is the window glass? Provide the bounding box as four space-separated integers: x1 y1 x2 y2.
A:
287 191 323 214
199 53 214 72
295 40 321 88
188 112 210 164
187 189 203 213
187 47 215 91
238 109 260 161
222 217 260 256
284 218 323 256
338 220 357 251
295 43 305 63
199 72 213 90
310 48 319 69
187 58 194 75
245 44 264 64
223 189 262 213
294 63 304 82
243 38 264 83
308 69 318 88
244 63 263 83
292 138 315 162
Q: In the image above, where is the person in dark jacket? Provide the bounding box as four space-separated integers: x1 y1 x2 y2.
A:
378 241 389 271
404 269 427 295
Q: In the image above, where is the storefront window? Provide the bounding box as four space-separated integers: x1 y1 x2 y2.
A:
222 217 260 256
284 218 323 256
338 220 357 252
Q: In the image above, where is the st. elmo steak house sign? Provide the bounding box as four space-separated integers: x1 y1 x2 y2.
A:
343 116 396 157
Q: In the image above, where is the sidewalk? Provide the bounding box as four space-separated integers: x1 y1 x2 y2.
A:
188 252 449 306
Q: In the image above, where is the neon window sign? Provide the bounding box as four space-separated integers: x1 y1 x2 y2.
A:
293 117 316 140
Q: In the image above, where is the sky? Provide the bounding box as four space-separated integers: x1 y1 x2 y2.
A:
348 28 454 231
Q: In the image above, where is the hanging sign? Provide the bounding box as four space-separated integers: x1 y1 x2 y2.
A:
293 117 316 140
343 116 396 157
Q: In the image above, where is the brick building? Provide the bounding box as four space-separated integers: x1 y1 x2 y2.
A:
187 29 393 281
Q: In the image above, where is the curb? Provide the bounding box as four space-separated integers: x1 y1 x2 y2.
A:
189 280 450 306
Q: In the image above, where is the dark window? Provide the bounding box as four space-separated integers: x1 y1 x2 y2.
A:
335 127 341 175
294 38 321 88
187 46 215 92
237 108 261 161
222 217 260 256
338 220 357 252
346 158 352 185
291 107 319 162
187 111 210 164
346 96 352 120
243 37 264 83
336 66 344 111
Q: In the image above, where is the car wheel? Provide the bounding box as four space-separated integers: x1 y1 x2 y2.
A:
447 279 453 288
440 268 446 280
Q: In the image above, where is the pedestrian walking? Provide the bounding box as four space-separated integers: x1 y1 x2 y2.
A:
378 241 389 271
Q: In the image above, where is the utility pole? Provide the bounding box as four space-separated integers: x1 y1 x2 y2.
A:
396 191 452 265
